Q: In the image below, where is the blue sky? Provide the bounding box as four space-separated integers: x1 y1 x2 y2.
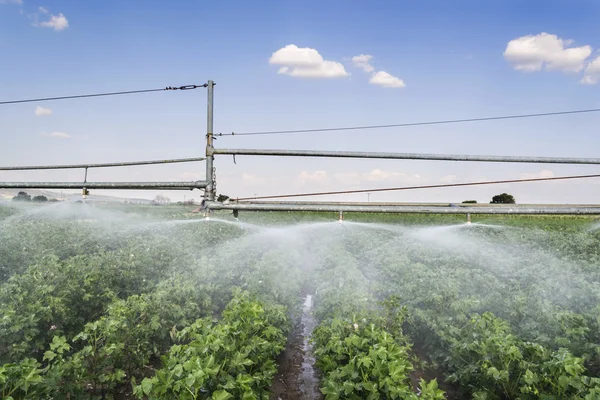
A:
1 0 600 204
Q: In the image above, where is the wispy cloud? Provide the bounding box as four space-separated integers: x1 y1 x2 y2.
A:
335 169 420 184
269 44 349 79
34 106 52 116
43 131 71 139
352 54 375 73
351 54 405 88
0 0 22 4
581 56 600 85
520 170 555 180
296 170 329 185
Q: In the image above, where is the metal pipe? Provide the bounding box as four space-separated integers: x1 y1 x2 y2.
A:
0 181 209 190
0 157 206 171
205 80 215 201
212 148 600 165
206 202 600 215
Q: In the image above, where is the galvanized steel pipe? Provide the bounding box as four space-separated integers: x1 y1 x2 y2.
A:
212 148 600 165
207 202 600 215
0 181 209 190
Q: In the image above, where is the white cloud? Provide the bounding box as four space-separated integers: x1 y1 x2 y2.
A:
269 44 348 79
351 54 406 89
335 169 420 185
296 170 329 185
39 13 69 31
178 172 202 180
352 54 374 73
34 106 52 116
441 174 458 183
39 6 49 14
581 56 600 85
242 173 267 185
43 131 71 139
520 170 555 180
503 32 591 73
369 71 406 88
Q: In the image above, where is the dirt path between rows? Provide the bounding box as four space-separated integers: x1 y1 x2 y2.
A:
270 295 322 400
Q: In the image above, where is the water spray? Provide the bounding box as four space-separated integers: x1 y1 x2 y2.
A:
466 213 472 225
338 211 344 223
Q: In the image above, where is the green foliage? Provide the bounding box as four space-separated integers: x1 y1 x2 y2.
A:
313 315 445 399
0 244 178 362
428 312 600 399
462 200 477 204
12 192 31 202
133 290 288 399
0 358 44 399
490 193 516 204
32 196 48 203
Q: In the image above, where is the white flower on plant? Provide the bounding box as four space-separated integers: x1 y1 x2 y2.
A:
50 325 57 330
353 323 359 330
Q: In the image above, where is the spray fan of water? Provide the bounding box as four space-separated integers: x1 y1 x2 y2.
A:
1 202 600 397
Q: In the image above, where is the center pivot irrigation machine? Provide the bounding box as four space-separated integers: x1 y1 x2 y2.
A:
2 80 600 219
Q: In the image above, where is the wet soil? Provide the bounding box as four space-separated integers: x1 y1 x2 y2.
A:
409 345 461 399
270 319 318 399
270 295 322 400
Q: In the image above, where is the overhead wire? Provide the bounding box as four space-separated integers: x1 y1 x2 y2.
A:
235 173 600 201
0 84 207 105
221 107 600 136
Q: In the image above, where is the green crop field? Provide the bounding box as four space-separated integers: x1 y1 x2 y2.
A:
1 201 600 399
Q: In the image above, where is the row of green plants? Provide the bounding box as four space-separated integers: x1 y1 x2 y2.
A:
308 238 447 399
312 306 446 399
410 310 600 399
2 205 600 399
0 206 306 398
133 290 288 399
0 290 287 400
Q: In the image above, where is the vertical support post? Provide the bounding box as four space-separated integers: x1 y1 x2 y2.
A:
82 167 89 202
205 80 215 201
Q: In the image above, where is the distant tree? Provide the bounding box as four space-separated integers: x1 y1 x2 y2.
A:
12 191 31 202
153 195 171 204
462 200 477 204
49 198 59 202
217 194 230 202
490 193 515 204
32 195 48 202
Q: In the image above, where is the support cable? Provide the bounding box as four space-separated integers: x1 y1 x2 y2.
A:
0 84 207 105
220 107 600 137
235 173 600 201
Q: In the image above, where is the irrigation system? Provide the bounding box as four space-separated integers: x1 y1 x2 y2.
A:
1 79 600 217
